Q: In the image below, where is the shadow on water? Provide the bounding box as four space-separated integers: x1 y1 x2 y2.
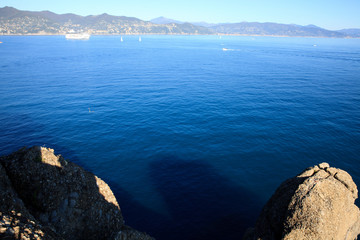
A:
106 180 170 235
111 156 262 240
0 113 262 239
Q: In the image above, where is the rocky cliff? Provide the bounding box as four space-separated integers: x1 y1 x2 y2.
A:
0 146 154 240
2 147 360 240
244 163 360 240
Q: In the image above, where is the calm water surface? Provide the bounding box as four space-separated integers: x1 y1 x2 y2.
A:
1 35 360 239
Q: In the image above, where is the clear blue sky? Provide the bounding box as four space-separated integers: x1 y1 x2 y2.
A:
1 0 359 30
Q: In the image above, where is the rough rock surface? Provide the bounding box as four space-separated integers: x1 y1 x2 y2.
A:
0 162 61 240
0 146 154 240
244 163 360 240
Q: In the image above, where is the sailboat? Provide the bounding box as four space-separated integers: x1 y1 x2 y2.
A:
139 36 142 42
120 36 123 42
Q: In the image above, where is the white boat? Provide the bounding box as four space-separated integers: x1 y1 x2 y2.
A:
121 36 123 42
65 33 90 40
139 36 141 42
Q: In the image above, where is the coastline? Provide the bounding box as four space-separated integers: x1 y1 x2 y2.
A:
0 33 358 38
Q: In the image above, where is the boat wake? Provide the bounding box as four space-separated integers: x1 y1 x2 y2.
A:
222 48 236 51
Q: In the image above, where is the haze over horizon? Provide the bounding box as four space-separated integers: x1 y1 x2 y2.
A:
1 0 360 30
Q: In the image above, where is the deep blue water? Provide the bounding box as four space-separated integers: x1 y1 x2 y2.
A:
1 35 360 239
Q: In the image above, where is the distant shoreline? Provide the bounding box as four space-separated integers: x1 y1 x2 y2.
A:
0 33 358 39
2 6 359 38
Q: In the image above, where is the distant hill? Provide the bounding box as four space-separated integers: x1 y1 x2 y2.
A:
0 7 212 35
0 6 359 37
150 16 183 24
191 22 219 28
151 17 219 28
337 28 360 38
148 17 360 38
210 22 347 38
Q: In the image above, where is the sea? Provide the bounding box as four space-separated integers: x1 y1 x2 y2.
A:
0 35 359 239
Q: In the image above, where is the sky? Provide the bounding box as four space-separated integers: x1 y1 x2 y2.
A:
1 0 360 30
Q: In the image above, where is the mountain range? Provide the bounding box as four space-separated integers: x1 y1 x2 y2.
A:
0 6 359 38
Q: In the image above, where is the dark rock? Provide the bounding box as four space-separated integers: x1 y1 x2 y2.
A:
0 158 61 239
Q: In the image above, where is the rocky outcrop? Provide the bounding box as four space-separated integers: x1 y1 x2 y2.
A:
0 146 154 240
244 163 360 240
3 147 360 240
